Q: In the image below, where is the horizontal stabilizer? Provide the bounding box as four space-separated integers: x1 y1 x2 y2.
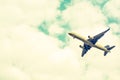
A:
104 45 115 56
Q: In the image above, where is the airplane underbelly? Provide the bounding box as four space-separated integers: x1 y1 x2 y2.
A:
84 41 95 47
94 44 109 52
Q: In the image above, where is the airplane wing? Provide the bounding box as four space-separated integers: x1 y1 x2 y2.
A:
88 28 110 44
81 44 91 57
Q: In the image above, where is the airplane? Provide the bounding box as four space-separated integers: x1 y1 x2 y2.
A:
68 28 115 57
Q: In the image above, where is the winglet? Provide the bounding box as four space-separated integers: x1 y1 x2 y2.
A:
107 27 110 31
102 27 110 34
106 27 110 32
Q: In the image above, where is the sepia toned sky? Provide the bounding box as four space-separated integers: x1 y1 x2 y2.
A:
0 0 120 80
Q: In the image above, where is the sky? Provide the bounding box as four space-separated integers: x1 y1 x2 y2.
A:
0 0 120 80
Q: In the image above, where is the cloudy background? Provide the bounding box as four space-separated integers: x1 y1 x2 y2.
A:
0 0 120 80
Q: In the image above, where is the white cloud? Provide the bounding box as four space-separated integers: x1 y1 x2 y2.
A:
0 66 30 80
0 0 120 80
62 1 106 29
0 0 60 27
49 23 64 35
0 5 23 27
109 23 120 33
0 25 82 80
104 0 120 19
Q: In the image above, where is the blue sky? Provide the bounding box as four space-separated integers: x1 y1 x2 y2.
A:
0 0 120 80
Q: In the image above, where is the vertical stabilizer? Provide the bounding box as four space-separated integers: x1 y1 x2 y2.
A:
104 45 115 56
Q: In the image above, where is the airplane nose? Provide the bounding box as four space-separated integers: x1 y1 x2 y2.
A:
68 33 72 35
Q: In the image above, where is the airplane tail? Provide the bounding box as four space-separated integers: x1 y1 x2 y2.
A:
104 45 115 56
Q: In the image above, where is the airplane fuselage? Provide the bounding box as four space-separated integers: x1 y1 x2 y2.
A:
68 32 109 52
68 28 115 57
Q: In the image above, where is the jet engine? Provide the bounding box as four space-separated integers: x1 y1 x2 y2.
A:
88 35 93 39
79 45 84 49
73 36 75 39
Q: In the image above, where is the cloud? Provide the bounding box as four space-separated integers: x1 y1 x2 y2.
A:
90 0 108 8
103 0 120 19
0 0 120 80
58 0 72 11
0 25 82 80
0 0 60 27
102 0 120 27
109 23 120 34
0 66 30 80
62 1 107 30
